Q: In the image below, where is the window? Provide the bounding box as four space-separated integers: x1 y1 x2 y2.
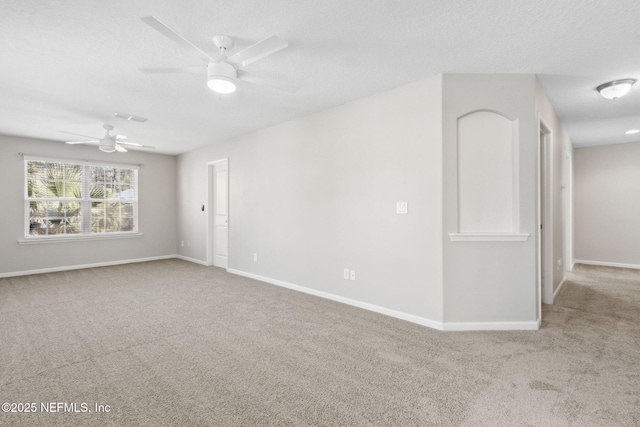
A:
25 157 138 238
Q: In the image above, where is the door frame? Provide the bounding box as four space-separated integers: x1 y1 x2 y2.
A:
206 158 229 267
564 153 573 272
538 115 553 317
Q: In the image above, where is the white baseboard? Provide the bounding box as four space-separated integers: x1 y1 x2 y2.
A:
1 258 540 332
574 259 640 270
175 255 209 266
441 320 540 331
0 255 177 278
227 269 540 332
553 277 568 303
227 268 444 330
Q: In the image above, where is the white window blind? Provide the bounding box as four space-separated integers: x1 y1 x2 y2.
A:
24 157 138 238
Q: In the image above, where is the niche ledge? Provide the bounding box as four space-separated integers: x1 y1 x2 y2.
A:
449 232 530 242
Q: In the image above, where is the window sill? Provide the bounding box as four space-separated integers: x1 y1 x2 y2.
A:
449 233 530 242
18 232 144 245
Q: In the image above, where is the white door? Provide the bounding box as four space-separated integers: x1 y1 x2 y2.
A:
213 160 228 268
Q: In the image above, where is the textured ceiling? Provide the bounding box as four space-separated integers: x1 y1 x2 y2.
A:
1 0 639 155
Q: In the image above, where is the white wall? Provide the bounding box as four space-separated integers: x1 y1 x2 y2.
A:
0 135 178 276
177 77 444 322
574 141 640 267
442 74 539 324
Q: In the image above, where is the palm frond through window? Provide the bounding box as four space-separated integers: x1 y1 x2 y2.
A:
26 159 138 237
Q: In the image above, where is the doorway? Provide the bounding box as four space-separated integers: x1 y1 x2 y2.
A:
538 118 553 316
206 158 229 268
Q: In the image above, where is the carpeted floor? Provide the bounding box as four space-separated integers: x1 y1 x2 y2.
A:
0 260 638 426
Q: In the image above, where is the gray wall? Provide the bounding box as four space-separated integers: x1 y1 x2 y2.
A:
562 133 574 277
535 80 573 299
178 73 572 328
442 74 538 324
0 135 178 276
177 77 445 322
1 74 572 328
574 141 640 267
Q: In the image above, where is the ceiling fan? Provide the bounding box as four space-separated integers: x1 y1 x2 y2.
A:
62 125 155 153
139 16 296 93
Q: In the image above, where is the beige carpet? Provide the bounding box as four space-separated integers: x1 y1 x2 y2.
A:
0 260 638 426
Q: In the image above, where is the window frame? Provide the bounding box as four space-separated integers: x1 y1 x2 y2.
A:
22 155 141 243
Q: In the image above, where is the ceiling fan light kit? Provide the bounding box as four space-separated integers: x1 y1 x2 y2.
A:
63 124 155 153
99 139 117 152
140 16 291 95
207 62 237 94
98 124 117 152
61 16 293 154
597 79 636 99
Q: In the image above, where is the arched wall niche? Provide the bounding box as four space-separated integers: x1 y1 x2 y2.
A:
452 109 527 241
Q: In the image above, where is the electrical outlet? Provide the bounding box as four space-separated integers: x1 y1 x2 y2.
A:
397 201 408 214
181 240 184 247
344 268 350 280
557 259 562 271
254 253 258 262
350 270 356 281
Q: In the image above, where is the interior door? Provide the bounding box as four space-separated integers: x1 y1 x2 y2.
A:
213 160 228 268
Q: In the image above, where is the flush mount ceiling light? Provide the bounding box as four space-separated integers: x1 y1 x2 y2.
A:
625 129 640 135
207 62 237 94
597 79 636 99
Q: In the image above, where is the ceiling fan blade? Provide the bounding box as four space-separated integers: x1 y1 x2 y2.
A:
117 141 156 149
227 35 288 67
65 140 99 145
59 131 101 140
237 70 298 93
139 66 204 74
141 16 217 62
115 144 128 153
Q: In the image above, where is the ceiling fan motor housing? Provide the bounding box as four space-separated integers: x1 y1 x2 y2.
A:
207 62 237 93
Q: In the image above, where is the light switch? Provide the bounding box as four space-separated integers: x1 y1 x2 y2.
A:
397 201 408 214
